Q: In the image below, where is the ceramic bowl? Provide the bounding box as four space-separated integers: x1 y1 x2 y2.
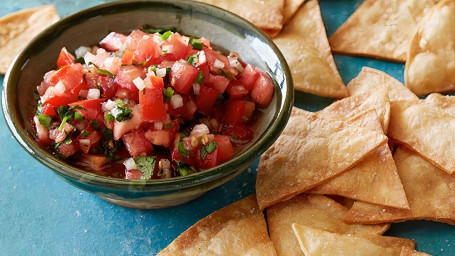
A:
2 0 293 209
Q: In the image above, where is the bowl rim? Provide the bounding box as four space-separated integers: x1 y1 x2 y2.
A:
2 0 294 192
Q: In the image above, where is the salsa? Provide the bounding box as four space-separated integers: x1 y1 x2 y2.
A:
33 29 274 180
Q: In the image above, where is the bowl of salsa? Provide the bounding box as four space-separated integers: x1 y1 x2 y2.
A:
2 0 293 208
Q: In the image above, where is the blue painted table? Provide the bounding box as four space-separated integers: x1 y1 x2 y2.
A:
1 1 454 255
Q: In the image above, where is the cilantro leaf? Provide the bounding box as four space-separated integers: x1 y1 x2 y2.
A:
163 87 174 101
200 141 217 160
134 156 156 179
190 38 203 50
194 70 204 84
160 31 173 41
38 114 52 129
177 141 189 158
176 161 195 176
96 69 114 77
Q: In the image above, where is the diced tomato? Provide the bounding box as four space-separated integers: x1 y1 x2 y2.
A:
56 47 75 68
41 87 76 107
115 65 147 92
77 154 108 171
77 130 102 154
37 70 57 96
170 61 199 94
171 135 196 166
140 76 167 122
168 95 197 120
226 80 249 100
195 144 218 170
56 142 78 158
206 74 229 93
121 49 134 65
98 76 117 99
100 32 127 52
68 98 104 120
113 105 142 140
203 48 230 74
200 37 211 48
134 36 161 65
145 129 174 148
122 129 154 157
126 169 143 180
50 63 86 95
251 72 275 107
221 123 254 145
238 64 260 91
41 103 57 117
213 135 234 164
224 100 255 124
196 85 219 114
161 33 191 61
33 115 51 146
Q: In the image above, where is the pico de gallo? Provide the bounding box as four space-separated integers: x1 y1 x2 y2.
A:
33 28 274 180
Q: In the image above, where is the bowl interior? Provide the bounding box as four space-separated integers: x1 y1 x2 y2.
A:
3 0 293 191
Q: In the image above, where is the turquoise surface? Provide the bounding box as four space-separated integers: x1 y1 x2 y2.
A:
1 0 453 255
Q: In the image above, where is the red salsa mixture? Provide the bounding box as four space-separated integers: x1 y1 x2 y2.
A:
33 28 274 180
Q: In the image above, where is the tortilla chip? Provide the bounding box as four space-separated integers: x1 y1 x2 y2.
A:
0 5 60 74
329 0 435 62
405 0 455 96
256 110 387 210
348 67 418 101
283 0 305 24
195 0 284 37
388 100 455 174
400 247 432 256
424 93 455 115
345 147 455 225
273 0 347 98
292 224 415 256
267 194 390 256
318 89 391 133
157 195 277 256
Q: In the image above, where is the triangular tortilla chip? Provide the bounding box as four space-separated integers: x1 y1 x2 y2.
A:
0 5 60 74
405 0 455 96
348 67 418 101
292 224 415 256
273 0 347 98
157 195 278 256
256 110 387 210
329 0 435 62
267 194 390 256
283 0 305 24
388 101 455 174
344 147 455 225
400 247 432 256
318 89 391 133
424 93 455 115
195 0 284 37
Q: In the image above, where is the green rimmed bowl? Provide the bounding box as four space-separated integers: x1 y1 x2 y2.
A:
2 0 293 209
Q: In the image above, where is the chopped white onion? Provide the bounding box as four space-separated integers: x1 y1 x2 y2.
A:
160 159 171 170
87 88 100 99
180 36 190 45
75 46 91 59
133 77 146 91
228 57 244 72
101 99 116 112
192 83 200 95
213 59 225 69
123 158 137 171
197 51 206 66
55 81 66 94
83 52 95 65
156 68 167 77
162 45 174 54
190 124 210 138
154 122 163 130
170 94 183 109
79 139 91 146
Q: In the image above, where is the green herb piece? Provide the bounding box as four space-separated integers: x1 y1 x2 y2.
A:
134 156 156 179
74 112 83 121
38 114 52 129
97 69 114 77
58 115 70 131
80 130 90 138
90 120 101 130
163 87 174 101
162 50 168 54
133 59 148 67
149 65 157 73
200 141 217 160
160 31 173 41
104 113 115 123
112 99 133 122
176 161 195 176
165 67 171 75
143 26 177 34
187 54 197 65
63 137 72 144
75 57 85 64
164 122 173 129
190 38 203 50
56 106 70 120
177 141 189 158
216 69 234 81
194 70 204 84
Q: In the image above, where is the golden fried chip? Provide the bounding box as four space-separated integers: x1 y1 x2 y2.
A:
195 0 284 37
157 195 277 256
345 147 455 225
292 224 415 256
267 194 390 256
388 101 455 174
405 0 455 96
283 0 305 24
424 93 455 115
329 0 435 62
256 110 387 210
400 247 432 256
0 5 60 74
348 67 418 101
273 0 347 98
318 89 391 133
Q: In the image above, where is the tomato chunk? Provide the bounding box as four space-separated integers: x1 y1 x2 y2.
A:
100 32 127 52
251 72 275 107
237 64 260 91
139 76 167 122
122 130 154 157
213 135 234 164
145 129 174 148
196 85 219 115
221 124 254 145
224 100 255 124
170 61 199 94
69 98 105 120
56 47 75 68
